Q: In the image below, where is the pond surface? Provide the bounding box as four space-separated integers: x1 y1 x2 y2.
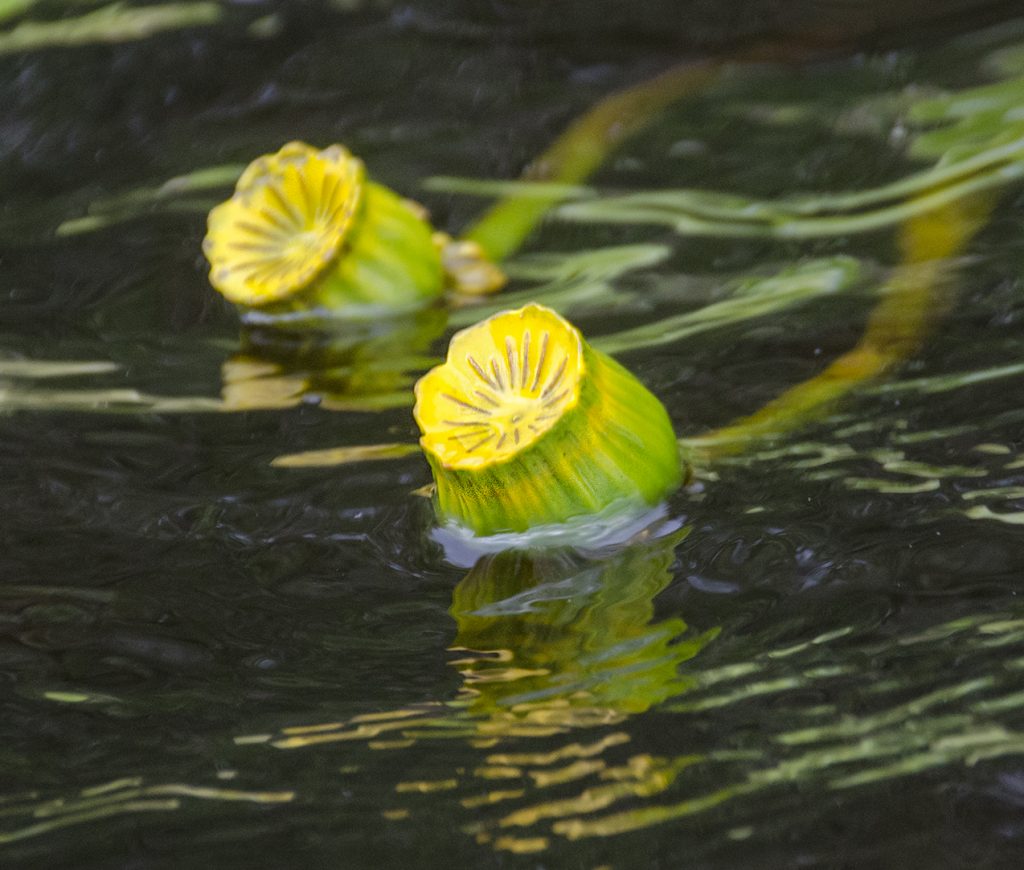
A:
3 2 1024 867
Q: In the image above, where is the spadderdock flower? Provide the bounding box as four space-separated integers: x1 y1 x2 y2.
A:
414 304 684 536
203 141 503 317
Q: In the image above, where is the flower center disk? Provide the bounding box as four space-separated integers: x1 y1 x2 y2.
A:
204 142 364 306
416 307 583 469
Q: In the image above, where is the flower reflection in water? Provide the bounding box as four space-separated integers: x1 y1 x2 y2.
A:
220 307 446 413
449 525 714 730
257 519 718 855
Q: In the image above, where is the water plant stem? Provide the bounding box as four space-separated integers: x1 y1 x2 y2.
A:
462 58 723 261
0 2 223 56
687 191 996 459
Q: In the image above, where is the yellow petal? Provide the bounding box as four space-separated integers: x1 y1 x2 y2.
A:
203 142 364 306
414 304 684 535
415 304 584 471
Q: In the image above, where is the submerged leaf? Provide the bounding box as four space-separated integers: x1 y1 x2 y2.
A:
0 359 119 378
0 387 224 414
270 443 421 468
594 257 864 355
0 0 36 27
449 244 670 328
423 176 593 200
0 2 223 56
556 144 1024 239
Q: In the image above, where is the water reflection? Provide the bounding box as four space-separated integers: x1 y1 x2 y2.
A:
220 307 445 412
255 518 719 856
449 527 716 730
267 520 716 751
6 3 1024 864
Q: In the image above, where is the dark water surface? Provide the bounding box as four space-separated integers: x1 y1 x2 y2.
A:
3 2 1024 867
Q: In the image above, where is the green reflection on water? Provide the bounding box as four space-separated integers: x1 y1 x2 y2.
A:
264 526 718 749
222 306 447 413
449 528 717 726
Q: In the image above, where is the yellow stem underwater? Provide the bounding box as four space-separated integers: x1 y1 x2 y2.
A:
461 39 838 263
463 59 723 262
687 191 996 461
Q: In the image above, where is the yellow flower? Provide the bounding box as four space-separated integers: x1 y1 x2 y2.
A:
204 142 365 307
414 304 684 535
203 141 448 314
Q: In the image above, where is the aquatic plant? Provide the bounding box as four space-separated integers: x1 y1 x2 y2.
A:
9 18 1024 493
462 59 723 262
204 142 438 315
203 141 503 318
0 2 223 55
686 191 995 457
413 304 683 536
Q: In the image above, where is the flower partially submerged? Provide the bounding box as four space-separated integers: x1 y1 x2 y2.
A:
414 304 684 536
204 141 503 316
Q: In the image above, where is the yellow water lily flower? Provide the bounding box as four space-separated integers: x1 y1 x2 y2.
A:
414 304 684 535
204 141 502 316
204 142 366 307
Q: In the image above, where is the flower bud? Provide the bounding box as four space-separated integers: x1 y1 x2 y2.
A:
414 304 683 535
